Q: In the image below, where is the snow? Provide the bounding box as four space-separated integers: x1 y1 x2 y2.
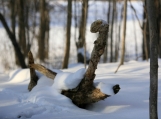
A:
78 48 90 60
0 60 161 119
52 68 86 92
94 82 115 96
0 1 160 119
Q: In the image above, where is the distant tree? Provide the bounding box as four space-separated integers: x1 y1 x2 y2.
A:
110 0 116 62
76 0 89 64
142 1 150 61
38 0 50 62
147 0 159 119
103 0 111 63
0 13 27 68
18 0 27 56
115 0 127 73
62 0 72 68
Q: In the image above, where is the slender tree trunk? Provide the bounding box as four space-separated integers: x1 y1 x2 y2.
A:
110 0 115 62
62 0 72 68
147 0 159 119
18 0 27 56
130 1 138 60
0 13 27 68
77 0 89 64
115 0 127 73
103 0 111 63
38 0 49 62
10 0 16 35
142 1 150 61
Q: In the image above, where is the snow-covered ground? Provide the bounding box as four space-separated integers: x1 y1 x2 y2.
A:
0 1 160 119
0 60 161 119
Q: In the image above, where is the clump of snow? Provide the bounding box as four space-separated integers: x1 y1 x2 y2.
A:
9 69 30 83
78 48 90 60
94 82 115 96
52 68 86 92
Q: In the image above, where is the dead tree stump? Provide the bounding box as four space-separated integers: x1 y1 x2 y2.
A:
28 20 120 108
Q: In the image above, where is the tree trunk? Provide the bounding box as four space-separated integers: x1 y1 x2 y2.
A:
142 1 150 61
18 0 27 56
110 0 115 62
0 13 27 68
147 0 159 119
38 0 49 62
76 0 89 64
115 0 127 73
103 0 111 63
62 0 72 68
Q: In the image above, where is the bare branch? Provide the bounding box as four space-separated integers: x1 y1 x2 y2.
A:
29 64 57 79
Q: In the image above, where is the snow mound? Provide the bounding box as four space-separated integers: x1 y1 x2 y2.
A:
52 68 86 92
94 82 115 95
9 69 30 83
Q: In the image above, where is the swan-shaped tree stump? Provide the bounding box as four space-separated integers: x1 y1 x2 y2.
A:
28 20 120 108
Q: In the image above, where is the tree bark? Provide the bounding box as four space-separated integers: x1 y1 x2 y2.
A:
115 0 127 73
103 0 111 63
0 13 27 68
147 0 159 119
28 51 39 91
110 0 115 62
18 0 27 56
76 0 89 64
38 0 49 62
62 0 72 68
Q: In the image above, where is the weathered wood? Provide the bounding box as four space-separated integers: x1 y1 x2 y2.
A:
29 64 57 79
62 20 116 107
28 51 39 91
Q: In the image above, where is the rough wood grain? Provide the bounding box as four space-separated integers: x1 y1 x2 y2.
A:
28 51 39 91
29 64 57 79
62 20 113 107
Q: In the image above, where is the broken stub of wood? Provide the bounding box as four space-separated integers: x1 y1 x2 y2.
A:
28 51 57 91
28 20 120 108
28 51 39 91
29 64 57 79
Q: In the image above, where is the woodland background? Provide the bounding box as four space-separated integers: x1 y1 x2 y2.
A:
0 0 157 71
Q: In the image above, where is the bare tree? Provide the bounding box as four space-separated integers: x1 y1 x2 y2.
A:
62 0 72 68
38 0 50 62
18 0 27 56
147 0 159 119
0 13 27 68
142 1 149 61
103 0 111 63
76 0 89 65
110 0 116 62
115 0 127 73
